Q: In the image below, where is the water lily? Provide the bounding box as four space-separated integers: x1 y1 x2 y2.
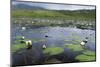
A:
65 44 84 51
43 47 64 56
75 50 95 61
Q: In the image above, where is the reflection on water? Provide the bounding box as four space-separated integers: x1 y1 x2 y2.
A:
11 25 96 66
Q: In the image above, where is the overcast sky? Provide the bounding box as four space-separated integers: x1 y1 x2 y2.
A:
12 1 95 10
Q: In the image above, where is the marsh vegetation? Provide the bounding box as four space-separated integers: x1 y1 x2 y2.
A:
11 2 96 66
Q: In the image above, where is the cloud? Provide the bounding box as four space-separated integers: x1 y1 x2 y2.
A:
12 1 95 10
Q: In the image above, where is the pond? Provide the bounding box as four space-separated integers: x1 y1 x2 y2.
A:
11 23 96 66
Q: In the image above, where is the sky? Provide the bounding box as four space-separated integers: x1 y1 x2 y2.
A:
12 1 96 10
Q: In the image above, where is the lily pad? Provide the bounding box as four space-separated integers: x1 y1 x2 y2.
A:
11 44 27 53
65 44 84 51
43 47 64 55
83 50 95 56
31 38 46 43
75 54 95 61
16 36 22 39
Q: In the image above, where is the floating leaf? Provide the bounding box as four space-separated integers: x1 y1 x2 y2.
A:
16 36 22 39
83 50 95 56
31 38 46 43
43 47 64 55
75 54 95 61
11 44 27 53
65 44 84 51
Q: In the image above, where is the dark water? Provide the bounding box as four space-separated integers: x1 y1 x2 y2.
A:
11 25 96 66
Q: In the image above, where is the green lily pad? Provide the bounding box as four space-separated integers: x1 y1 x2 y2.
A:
83 50 95 56
31 38 46 43
75 54 95 61
64 40 81 44
11 44 27 53
16 36 22 39
43 47 64 55
65 44 84 51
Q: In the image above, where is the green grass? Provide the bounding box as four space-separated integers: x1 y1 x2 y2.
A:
12 9 96 29
43 47 64 55
12 9 96 20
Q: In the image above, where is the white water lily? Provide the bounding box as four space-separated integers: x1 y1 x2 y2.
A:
22 27 26 30
25 40 32 45
25 40 32 49
21 36 25 40
42 44 47 49
80 41 85 46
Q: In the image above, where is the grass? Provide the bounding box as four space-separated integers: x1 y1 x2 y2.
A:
65 44 84 51
43 47 64 55
12 9 96 20
12 9 96 30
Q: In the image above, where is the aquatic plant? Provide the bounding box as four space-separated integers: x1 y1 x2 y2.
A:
31 38 46 43
43 47 64 55
75 55 95 61
65 44 84 51
65 35 82 44
15 36 22 39
75 50 95 61
11 44 27 53
16 35 47 43
12 36 47 53
39 30 48 33
83 50 95 56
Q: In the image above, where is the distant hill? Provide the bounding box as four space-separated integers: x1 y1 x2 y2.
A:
11 2 96 20
12 3 45 10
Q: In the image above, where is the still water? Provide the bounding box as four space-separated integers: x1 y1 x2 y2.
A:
11 24 95 66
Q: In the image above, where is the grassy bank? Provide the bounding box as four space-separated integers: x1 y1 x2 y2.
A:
12 9 96 20
12 9 96 30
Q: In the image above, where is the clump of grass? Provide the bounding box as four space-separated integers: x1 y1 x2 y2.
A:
11 44 27 53
43 47 64 56
65 44 84 51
